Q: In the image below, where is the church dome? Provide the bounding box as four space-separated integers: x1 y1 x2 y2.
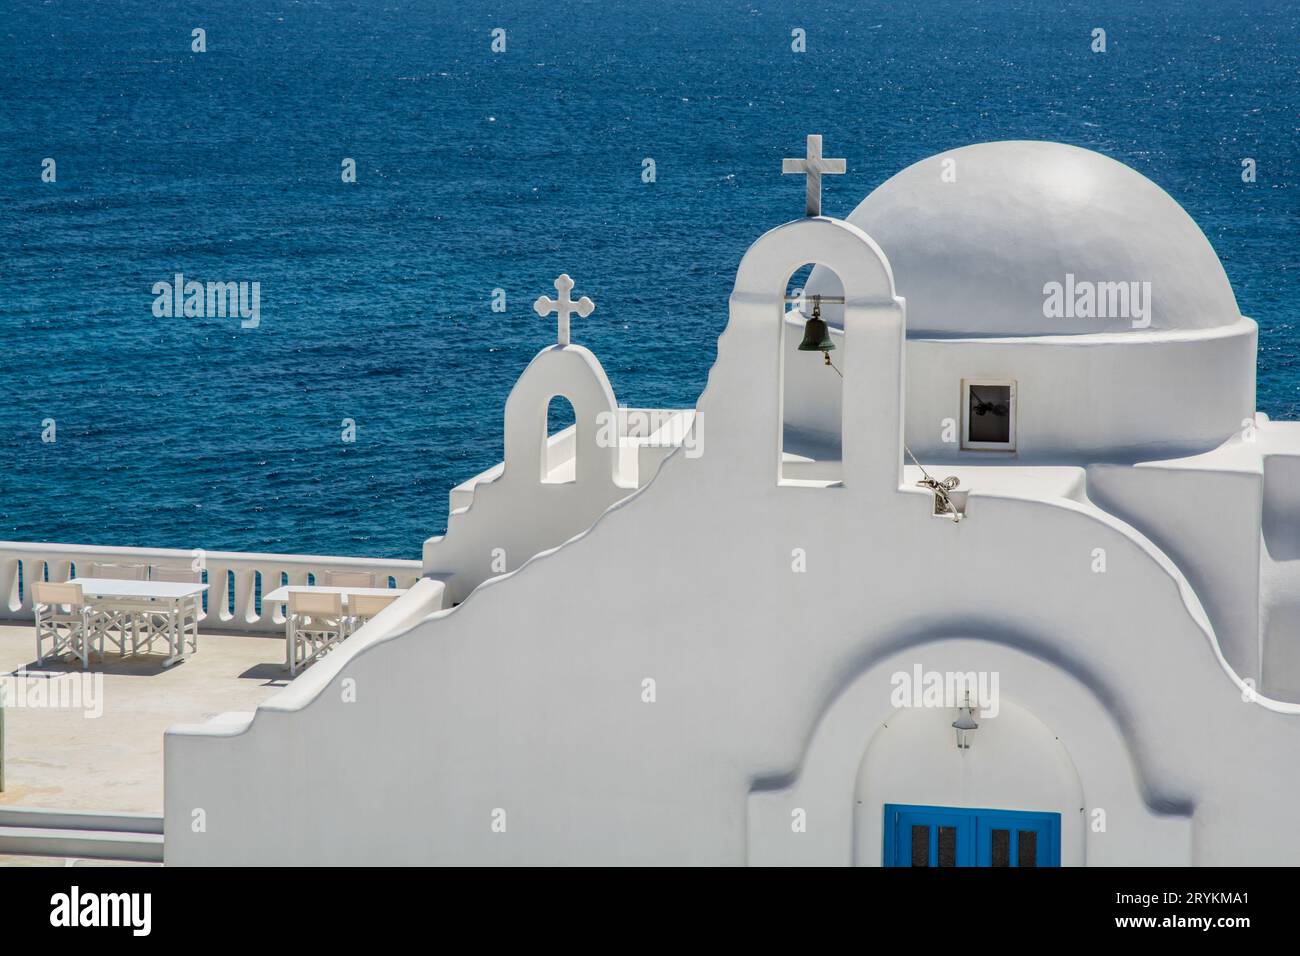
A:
806 141 1241 336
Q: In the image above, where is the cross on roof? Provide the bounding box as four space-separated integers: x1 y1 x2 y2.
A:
781 134 846 217
533 274 595 347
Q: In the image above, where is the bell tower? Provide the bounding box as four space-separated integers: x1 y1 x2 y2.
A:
732 215 906 496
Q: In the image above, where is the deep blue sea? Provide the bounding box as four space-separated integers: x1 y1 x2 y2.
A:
1 0 1296 558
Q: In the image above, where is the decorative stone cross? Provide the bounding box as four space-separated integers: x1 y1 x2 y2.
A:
533 274 595 346
782 134 846 217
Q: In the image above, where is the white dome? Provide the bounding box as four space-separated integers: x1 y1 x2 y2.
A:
806 141 1241 336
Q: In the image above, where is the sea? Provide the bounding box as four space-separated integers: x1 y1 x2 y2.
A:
1 0 1296 558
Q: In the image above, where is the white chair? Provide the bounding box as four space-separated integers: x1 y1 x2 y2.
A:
87 562 149 656
151 566 201 583
34 581 99 670
287 591 347 676
323 570 376 588
88 562 147 580
345 592 400 636
143 566 203 655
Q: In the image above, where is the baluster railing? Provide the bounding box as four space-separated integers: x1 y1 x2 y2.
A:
0 542 423 633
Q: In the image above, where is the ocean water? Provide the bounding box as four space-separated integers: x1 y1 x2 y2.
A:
1 0 1296 559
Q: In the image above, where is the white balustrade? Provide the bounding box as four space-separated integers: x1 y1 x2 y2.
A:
0 541 422 634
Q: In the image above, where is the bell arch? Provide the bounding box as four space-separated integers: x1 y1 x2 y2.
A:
501 344 624 489
425 343 633 603
730 217 906 495
780 263 846 482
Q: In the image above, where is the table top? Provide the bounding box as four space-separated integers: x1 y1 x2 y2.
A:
262 585 407 605
71 577 209 599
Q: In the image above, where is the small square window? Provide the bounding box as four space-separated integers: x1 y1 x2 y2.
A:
961 379 1016 451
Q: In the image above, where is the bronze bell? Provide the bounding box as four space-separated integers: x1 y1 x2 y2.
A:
798 301 835 352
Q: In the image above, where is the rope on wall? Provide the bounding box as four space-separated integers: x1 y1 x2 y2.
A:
823 356 964 523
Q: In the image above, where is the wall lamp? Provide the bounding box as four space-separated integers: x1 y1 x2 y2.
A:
952 693 980 750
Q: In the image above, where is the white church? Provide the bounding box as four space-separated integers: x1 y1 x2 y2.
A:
164 139 1300 866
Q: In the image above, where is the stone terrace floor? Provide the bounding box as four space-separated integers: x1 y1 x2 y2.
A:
0 623 287 815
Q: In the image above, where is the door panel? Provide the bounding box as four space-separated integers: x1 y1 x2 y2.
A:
890 807 975 866
978 812 1056 867
884 804 1061 867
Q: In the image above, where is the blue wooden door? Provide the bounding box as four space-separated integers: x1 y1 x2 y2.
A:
884 804 1061 867
886 805 976 867
976 809 1058 867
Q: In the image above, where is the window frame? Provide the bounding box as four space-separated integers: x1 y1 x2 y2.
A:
961 378 1017 452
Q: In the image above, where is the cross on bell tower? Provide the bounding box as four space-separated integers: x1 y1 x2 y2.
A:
782 134 846 217
533 273 595 347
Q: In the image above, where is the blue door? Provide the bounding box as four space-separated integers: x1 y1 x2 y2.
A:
883 804 1061 867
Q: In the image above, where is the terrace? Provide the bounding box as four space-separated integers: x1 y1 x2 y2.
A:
0 542 427 862
0 622 284 814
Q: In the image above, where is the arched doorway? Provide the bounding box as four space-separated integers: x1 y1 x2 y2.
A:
745 638 1193 866
857 700 1079 866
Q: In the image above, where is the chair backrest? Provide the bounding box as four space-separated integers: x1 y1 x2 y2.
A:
34 581 85 608
324 570 376 588
152 565 202 583
288 590 344 617
349 592 400 619
89 562 148 580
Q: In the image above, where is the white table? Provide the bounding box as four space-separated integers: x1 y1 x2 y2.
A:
71 577 208 667
262 586 408 673
262 586 407 606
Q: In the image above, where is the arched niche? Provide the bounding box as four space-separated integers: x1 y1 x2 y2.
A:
781 263 846 482
501 344 625 490
729 217 907 495
746 638 1192 866
541 394 578 483
855 699 1083 865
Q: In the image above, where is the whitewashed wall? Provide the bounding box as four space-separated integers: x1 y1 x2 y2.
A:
164 218 1300 865
423 344 692 604
781 316 1257 463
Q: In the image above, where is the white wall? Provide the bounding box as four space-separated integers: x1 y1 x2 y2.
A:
423 344 636 604
165 218 1300 866
782 316 1257 463
1087 462 1262 684
1260 452 1300 698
